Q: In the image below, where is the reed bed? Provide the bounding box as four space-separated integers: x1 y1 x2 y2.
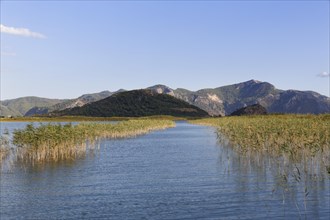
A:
190 115 330 173
12 119 175 163
0 136 10 164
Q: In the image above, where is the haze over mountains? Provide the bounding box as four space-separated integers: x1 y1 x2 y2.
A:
1 80 329 117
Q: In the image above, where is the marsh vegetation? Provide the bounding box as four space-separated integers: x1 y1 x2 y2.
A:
9 119 175 163
190 114 330 175
0 127 12 165
0 137 10 164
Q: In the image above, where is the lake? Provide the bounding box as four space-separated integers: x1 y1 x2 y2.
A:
0 121 329 219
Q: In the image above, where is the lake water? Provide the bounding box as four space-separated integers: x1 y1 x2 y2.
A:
0 122 329 219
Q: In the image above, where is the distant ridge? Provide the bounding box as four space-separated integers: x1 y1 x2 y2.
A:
1 80 329 117
0 96 65 117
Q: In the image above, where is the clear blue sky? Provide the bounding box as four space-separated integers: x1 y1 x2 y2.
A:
1 1 329 100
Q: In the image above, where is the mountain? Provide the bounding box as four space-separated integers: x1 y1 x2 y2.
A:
180 80 278 115
230 104 267 116
0 104 21 116
2 80 329 117
25 90 116 116
149 80 330 115
55 89 209 117
180 80 278 116
0 97 65 117
1 91 117 117
268 90 330 114
51 90 113 111
147 85 175 96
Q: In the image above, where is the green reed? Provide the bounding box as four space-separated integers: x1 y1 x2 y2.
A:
192 115 330 214
190 115 330 169
0 136 10 164
12 119 175 163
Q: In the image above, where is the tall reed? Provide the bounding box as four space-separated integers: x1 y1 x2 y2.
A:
0 136 10 164
190 115 330 173
13 119 175 163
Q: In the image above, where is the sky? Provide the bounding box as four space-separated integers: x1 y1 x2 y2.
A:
0 1 329 100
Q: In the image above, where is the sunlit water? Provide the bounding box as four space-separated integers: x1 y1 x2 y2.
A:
0 122 329 219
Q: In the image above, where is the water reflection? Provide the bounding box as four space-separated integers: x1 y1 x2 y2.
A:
216 134 330 219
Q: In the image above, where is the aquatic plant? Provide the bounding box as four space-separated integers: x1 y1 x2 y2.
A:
0 136 10 164
190 115 330 173
191 114 330 215
12 119 175 163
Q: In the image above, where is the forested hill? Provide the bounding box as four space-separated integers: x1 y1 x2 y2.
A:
55 89 209 117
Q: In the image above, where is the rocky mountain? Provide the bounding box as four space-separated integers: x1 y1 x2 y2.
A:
180 80 278 116
230 104 267 116
147 85 175 96
267 90 330 114
149 80 330 115
2 80 329 117
55 89 209 117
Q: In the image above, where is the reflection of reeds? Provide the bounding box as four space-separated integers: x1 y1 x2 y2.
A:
203 116 330 217
190 115 330 174
13 119 175 163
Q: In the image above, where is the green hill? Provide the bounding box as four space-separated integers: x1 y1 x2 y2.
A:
0 96 64 117
56 89 209 117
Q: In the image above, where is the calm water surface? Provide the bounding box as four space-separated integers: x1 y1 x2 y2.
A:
0 122 329 219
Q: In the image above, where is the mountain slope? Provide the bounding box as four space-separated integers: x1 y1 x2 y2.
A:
0 104 21 116
56 89 209 117
268 90 330 114
0 97 64 116
24 90 119 116
50 90 114 111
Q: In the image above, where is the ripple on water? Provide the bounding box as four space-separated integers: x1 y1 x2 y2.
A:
0 122 329 219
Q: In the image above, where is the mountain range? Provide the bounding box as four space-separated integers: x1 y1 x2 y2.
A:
1 80 329 117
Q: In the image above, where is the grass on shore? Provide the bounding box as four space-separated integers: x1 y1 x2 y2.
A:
12 119 175 163
0 116 129 122
190 114 330 165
